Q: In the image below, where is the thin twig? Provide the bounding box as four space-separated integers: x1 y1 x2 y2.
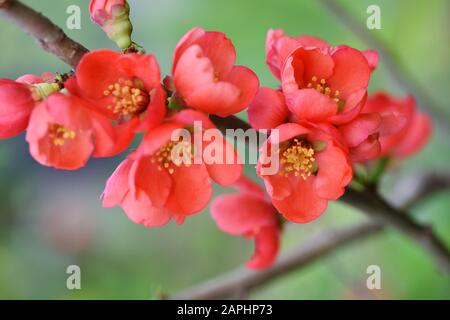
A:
0 0 88 67
318 0 450 132
342 188 450 272
173 221 383 300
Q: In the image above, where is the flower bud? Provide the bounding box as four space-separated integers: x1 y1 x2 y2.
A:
89 0 133 50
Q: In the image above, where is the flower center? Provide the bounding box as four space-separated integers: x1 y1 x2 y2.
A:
48 123 76 146
103 78 149 116
151 139 194 175
279 138 315 179
306 76 340 103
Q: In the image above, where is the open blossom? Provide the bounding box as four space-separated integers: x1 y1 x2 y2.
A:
266 29 378 81
266 29 329 80
282 45 371 125
338 97 408 162
26 93 94 170
362 92 432 159
89 0 133 50
102 110 242 226
211 176 280 269
170 27 259 117
258 122 352 223
74 49 166 133
0 73 57 139
25 89 135 170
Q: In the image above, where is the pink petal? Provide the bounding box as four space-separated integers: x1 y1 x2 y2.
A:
129 156 172 207
121 191 171 227
286 88 338 122
211 194 277 235
246 226 279 269
328 46 371 98
313 141 352 200
248 87 289 130
101 157 133 208
339 113 381 147
204 134 243 186
272 177 328 223
164 164 213 215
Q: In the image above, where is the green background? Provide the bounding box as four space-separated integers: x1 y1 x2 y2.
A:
0 0 449 299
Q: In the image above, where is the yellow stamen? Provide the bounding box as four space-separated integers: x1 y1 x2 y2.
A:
104 78 149 116
307 75 341 103
150 139 194 175
48 124 76 146
279 138 316 180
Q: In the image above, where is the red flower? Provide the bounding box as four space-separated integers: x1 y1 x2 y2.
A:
74 50 166 132
89 0 132 50
0 73 56 139
248 87 290 130
102 110 243 226
281 45 371 125
266 29 378 81
266 29 329 80
25 88 136 169
362 92 432 159
338 101 407 162
26 93 94 170
171 27 259 117
258 122 352 223
211 176 280 269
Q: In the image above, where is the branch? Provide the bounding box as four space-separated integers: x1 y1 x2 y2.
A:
318 0 450 133
0 0 88 67
173 221 383 299
342 188 450 272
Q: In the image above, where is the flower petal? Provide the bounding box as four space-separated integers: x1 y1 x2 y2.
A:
101 156 133 208
164 164 212 215
286 88 338 122
248 87 289 130
121 191 171 227
211 194 277 235
272 177 328 223
328 46 371 98
313 142 352 200
339 113 381 147
246 226 279 269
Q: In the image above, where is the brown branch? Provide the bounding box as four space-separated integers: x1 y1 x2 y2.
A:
342 188 450 272
318 0 450 133
0 0 88 67
173 221 383 300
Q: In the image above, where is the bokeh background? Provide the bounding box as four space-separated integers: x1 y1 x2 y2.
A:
0 0 449 299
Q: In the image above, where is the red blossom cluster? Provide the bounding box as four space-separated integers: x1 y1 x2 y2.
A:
0 0 432 269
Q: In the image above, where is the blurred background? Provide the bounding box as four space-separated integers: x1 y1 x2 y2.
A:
0 0 449 299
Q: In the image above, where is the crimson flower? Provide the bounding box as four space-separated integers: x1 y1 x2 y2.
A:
362 92 432 159
211 176 280 269
258 122 352 223
266 29 329 80
74 49 166 133
170 27 259 117
266 28 378 81
102 110 242 227
0 73 55 139
282 45 371 125
26 93 95 170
